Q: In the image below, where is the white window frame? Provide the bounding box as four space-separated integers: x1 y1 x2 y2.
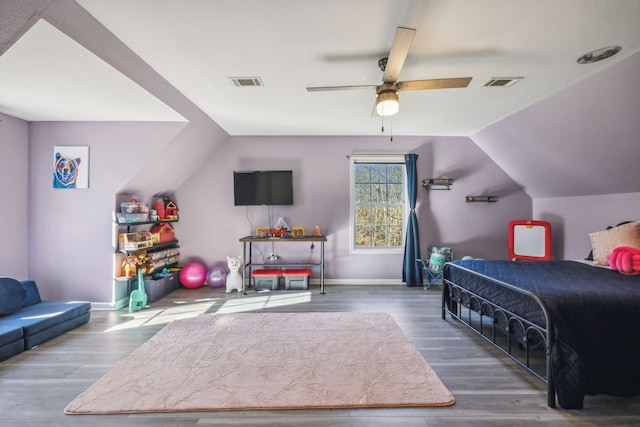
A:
349 155 408 254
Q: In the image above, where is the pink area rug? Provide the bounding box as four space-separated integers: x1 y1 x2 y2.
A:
65 312 454 414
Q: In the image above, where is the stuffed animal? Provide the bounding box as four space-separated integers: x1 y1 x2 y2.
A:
226 255 243 293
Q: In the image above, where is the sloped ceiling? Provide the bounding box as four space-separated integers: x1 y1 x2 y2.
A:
1 0 639 136
0 0 639 198
472 50 640 198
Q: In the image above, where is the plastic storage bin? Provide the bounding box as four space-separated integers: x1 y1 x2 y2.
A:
251 269 281 291
283 268 312 290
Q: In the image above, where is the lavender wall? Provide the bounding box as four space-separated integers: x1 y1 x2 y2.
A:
27 121 186 301
0 113 29 279
470 51 640 199
174 135 530 282
472 51 640 260
534 193 640 260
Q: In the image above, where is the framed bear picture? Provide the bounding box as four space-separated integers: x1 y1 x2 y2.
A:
52 146 89 189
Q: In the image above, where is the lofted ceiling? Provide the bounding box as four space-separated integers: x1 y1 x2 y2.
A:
1 0 639 137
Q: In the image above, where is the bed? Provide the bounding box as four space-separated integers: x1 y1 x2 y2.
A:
442 259 640 409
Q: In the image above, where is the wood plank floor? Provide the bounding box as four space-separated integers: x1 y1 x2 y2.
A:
1 285 639 426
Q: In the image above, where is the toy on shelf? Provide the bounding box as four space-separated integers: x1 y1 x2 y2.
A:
151 222 175 244
154 197 179 221
120 253 154 277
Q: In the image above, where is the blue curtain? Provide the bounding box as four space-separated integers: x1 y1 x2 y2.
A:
402 153 422 286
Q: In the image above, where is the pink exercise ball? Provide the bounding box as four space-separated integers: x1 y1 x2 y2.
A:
207 263 228 288
180 262 207 288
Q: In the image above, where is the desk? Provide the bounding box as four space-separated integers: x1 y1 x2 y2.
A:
239 235 327 294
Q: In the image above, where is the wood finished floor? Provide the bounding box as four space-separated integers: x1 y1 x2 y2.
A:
1 285 639 427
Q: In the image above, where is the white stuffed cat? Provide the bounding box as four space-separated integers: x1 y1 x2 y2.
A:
226 255 243 293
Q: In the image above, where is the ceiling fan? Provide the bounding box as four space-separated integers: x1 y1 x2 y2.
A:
306 27 472 117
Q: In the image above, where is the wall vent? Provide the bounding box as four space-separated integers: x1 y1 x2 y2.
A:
483 77 523 87
228 77 264 87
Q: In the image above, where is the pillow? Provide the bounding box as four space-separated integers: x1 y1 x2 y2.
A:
20 280 42 307
589 221 640 266
585 221 634 260
0 277 27 315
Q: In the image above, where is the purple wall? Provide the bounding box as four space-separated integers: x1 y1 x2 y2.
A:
0 113 29 279
472 51 640 259
534 193 640 260
174 135 530 281
27 121 185 302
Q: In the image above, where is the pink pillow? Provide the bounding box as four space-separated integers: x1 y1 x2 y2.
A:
607 246 640 275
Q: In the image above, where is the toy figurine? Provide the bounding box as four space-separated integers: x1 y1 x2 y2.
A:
225 256 243 293
129 268 148 312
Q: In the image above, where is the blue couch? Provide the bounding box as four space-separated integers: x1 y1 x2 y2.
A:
0 278 91 362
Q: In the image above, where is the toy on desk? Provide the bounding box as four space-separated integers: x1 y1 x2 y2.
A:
267 227 289 238
225 256 243 293
255 227 269 238
291 227 305 237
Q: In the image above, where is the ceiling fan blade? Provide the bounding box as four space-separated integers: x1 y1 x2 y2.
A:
397 77 472 91
383 27 416 83
306 85 375 92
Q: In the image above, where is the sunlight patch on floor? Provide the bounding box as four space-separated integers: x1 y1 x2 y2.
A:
216 291 312 314
103 291 313 331
105 299 219 331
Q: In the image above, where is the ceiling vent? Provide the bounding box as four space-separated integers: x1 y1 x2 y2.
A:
483 77 523 87
228 77 264 87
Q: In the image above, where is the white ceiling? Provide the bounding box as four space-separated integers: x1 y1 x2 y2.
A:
1 0 640 136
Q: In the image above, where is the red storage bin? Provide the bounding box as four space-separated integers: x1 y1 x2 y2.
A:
251 269 281 291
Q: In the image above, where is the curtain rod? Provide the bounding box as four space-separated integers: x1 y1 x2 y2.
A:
345 154 407 158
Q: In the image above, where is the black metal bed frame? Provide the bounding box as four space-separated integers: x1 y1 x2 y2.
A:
441 262 557 408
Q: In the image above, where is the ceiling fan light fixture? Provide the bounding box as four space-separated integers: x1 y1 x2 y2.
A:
376 90 399 116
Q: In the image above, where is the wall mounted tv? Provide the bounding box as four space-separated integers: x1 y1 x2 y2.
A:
233 170 293 206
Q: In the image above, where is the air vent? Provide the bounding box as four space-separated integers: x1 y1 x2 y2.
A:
483 77 523 87
228 77 264 87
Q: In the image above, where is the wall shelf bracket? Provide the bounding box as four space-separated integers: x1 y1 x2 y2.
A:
422 176 454 190
466 195 499 203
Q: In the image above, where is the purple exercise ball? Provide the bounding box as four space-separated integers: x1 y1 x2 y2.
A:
207 263 229 288
180 262 207 288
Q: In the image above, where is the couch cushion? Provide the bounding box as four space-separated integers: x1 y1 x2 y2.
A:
0 278 26 315
0 324 23 347
23 311 90 349
0 324 24 362
1 301 91 336
20 280 42 307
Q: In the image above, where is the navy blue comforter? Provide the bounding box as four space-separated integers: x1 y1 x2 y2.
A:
445 259 640 409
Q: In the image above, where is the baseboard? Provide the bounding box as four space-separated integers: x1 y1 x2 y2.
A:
91 280 407 310
90 297 128 311
312 278 404 286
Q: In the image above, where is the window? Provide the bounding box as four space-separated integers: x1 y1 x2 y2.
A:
349 156 407 252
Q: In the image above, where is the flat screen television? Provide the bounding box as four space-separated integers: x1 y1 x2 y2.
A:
233 170 293 206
